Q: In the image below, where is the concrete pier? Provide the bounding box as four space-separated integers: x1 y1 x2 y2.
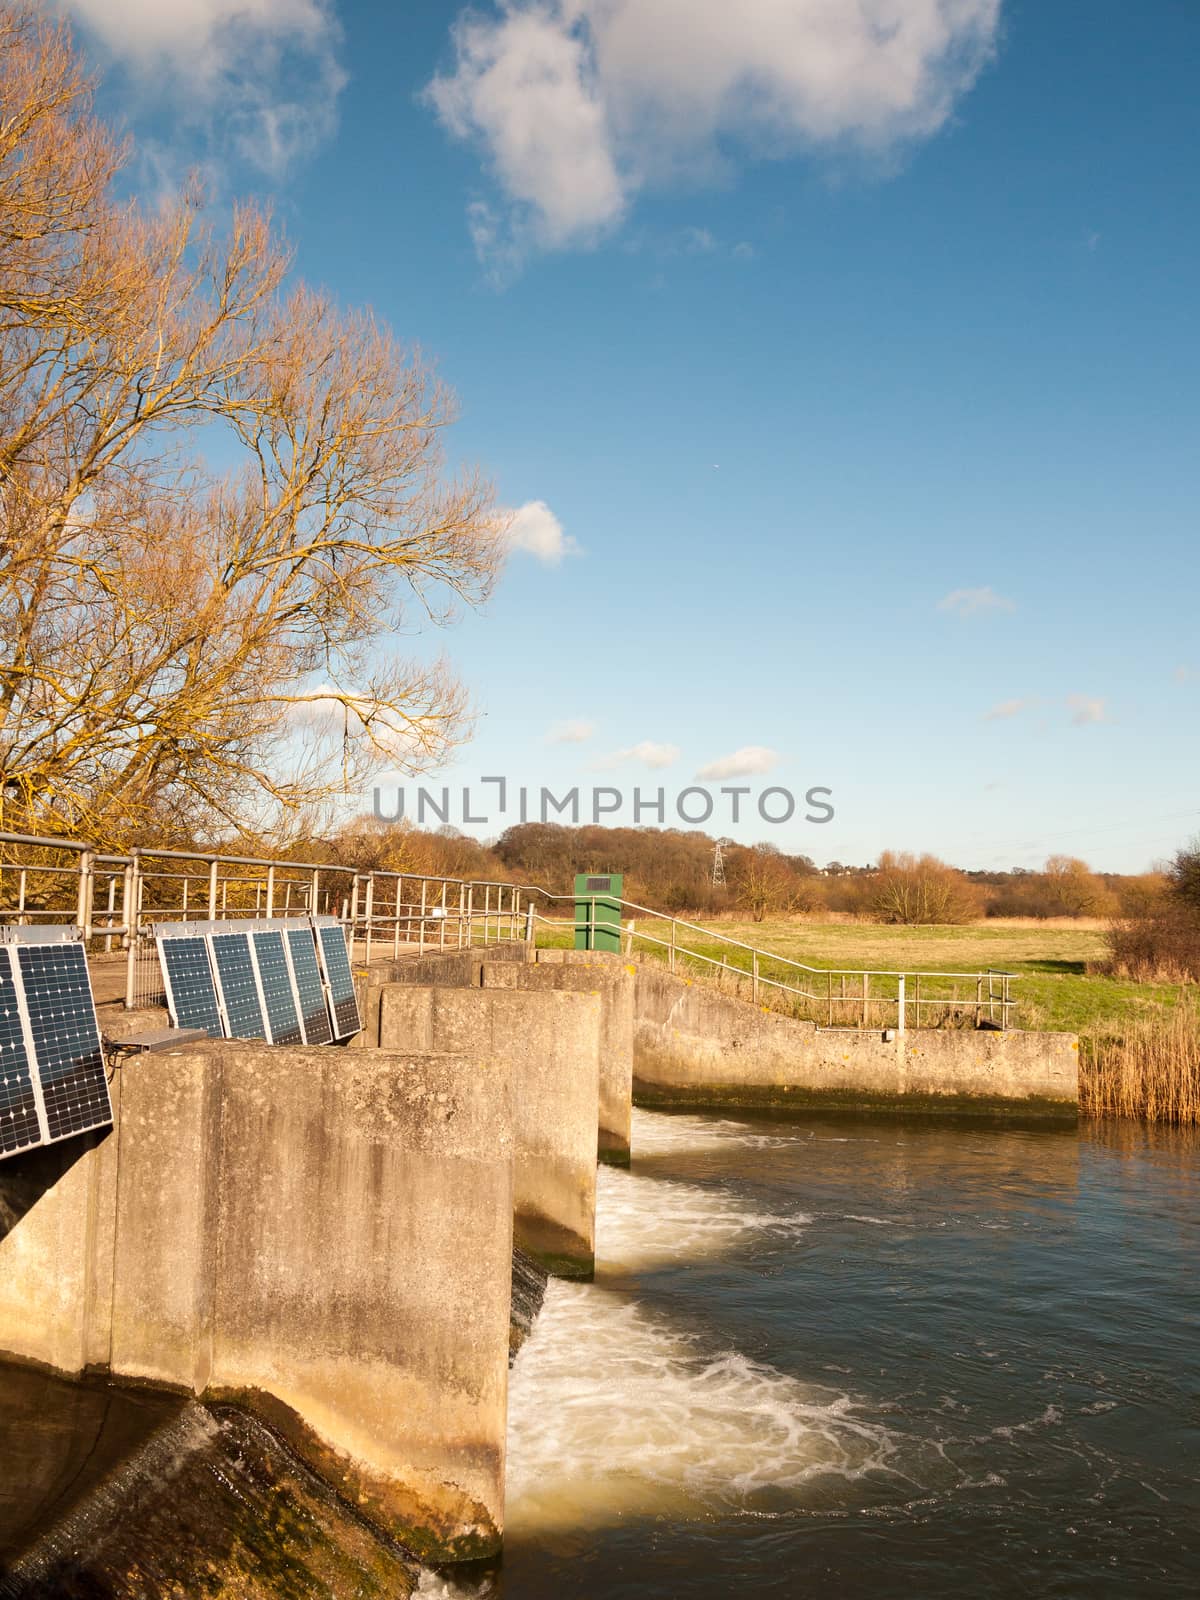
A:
0 1043 515 1562
481 957 635 1166
634 967 1079 1118
379 985 602 1276
376 946 635 1166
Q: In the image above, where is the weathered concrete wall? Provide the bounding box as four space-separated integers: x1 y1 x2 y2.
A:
634 967 1078 1118
358 943 533 1047
379 986 601 1276
482 960 635 1166
535 948 628 968
0 1043 514 1562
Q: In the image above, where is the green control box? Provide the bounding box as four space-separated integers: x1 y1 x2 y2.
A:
574 872 624 952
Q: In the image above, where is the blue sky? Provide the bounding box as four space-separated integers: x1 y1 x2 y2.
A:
67 1 1199 871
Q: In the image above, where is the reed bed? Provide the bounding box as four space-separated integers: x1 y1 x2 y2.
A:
1080 1000 1200 1125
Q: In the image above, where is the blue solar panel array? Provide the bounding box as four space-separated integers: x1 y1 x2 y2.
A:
314 921 361 1039
0 930 112 1162
154 917 358 1047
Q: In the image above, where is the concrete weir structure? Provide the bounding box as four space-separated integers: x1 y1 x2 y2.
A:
378 984 602 1276
634 967 1080 1119
0 933 1081 1581
0 1042 514 1562
376 946 636 1167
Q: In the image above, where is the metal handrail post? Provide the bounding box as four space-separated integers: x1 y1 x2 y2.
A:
897 973 906 1034
76 848 94 938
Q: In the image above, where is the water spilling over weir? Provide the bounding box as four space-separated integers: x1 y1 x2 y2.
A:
3 1107 1198 1597
442 1108 1200 1599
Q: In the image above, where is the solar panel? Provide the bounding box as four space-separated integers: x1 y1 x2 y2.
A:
0 947 43 1157
313 920 360 1039
283 926 333 1045
250 928 303 1046
209 931 266 1040
156 933 223 1038
153 917 350 1051
17 942 111 1144
0 929 112 1160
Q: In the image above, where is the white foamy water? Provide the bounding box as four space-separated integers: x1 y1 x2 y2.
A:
503 1279 897 1535
629 1106 801 1156
594 1161 810 1272
498 1111 899 1537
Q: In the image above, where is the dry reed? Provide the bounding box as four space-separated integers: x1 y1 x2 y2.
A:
1081 1001 1200 1125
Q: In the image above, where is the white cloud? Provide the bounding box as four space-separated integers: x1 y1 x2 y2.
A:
596 741 680 769
696 745 779 779
61 1 344 174
1067 694 1108 726
546 718 596 744
428 0 1000 263
505 500 580 564
937 586 1015 618
983 697 1032 721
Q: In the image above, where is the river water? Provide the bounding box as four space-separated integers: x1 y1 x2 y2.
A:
434 1107 1199 1600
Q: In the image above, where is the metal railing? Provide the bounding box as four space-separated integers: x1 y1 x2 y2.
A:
0 832 532 1010
0 831 1017 1029
529 893 1017 1032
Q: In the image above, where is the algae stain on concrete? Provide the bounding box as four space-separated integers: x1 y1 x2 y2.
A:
0 1363 420 1598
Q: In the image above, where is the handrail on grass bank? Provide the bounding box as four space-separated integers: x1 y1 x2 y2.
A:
527 896 1016 1032
0 829 1016 1028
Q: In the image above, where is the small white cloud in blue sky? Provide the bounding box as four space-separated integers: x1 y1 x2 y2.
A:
696 745 779 779
984 697 1033 721
937 586 1015 618
595 741 680 770
505 500 579 564
428 0 1002 264
546 719 595 744
1067 694 1108 726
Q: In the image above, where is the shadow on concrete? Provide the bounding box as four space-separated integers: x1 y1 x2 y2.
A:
0 1132 109 1248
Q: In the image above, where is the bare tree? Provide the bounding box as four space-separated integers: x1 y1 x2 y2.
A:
729 845 797 923
0 5 505 847
872 851 981 925
1041 855 1114 918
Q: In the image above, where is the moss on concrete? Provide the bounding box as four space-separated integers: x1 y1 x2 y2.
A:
633 1077 1077 1123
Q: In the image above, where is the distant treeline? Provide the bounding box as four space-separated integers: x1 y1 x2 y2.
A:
283 819 1168 927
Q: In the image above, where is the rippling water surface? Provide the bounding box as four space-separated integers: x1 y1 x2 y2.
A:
434 1108 1199 1599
